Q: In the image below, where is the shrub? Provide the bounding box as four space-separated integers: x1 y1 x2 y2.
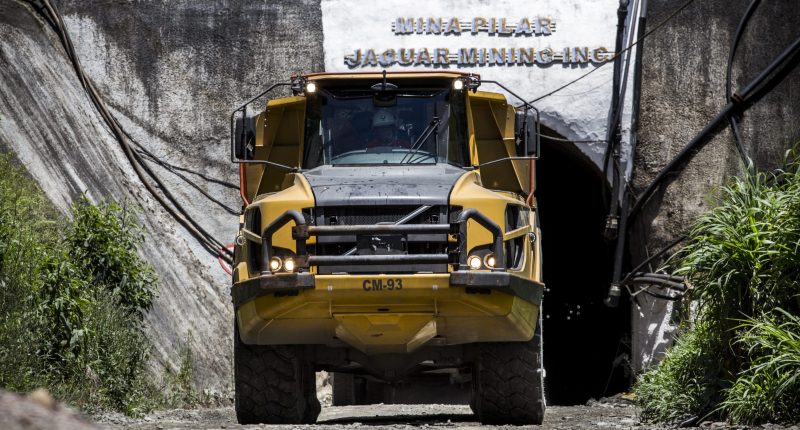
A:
635 159 800 424
64 198 156 319
0 152 160 415
723 310 800 424
635 322 727 424
0 153 59 391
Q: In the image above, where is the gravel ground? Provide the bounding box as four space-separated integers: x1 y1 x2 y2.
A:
4 388 798 430
97 402 639 430
94 400 800 430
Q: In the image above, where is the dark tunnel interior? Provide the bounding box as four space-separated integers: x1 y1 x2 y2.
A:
535 129 632 405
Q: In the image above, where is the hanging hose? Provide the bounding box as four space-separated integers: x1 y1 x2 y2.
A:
135 148 239 215
726 0 762 166
628 32 800 223
126 130 239 190
608 2 800 306
218 244 235 276
25 0 233 264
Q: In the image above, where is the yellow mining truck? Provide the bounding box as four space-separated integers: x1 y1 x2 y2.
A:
229 71 544 425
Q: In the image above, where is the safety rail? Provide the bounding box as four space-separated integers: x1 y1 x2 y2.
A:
254 208 505 274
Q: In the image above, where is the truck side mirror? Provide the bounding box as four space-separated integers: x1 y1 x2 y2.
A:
515 110 539 157
233 108 258 160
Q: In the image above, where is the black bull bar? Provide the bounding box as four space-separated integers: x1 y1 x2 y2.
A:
258 208 503 273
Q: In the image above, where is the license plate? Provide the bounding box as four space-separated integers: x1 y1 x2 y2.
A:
362 278 404 291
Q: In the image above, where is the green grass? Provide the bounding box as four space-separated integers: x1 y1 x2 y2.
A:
635 157 800 425
0 152 166 415
635 322 727 424
723 309 800 424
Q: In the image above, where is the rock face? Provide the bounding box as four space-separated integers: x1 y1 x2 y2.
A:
630 0 800 369
0 0 323 391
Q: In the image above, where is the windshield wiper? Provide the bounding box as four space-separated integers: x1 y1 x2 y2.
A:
399 116 440 164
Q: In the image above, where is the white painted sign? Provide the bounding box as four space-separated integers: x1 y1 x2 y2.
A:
344 16 612 67
321 0 626 167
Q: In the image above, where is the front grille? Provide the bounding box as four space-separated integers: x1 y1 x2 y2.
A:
315 206 422 226
310 205 451 274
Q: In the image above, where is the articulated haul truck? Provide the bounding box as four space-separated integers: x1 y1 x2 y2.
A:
230 71 545 425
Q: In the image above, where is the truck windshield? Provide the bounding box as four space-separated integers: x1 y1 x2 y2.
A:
303 87 469 168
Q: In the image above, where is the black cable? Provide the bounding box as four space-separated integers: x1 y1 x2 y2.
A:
137 150 239 215
127 133 238 190
643 290 682 301
89 96 239 192
611 1 797 306
628 33 800 223
28 0 233 263
50 2 234 259
539 134 608 144
630 272 684 283
617 233 688 289
115 130 239 214
726 0 762 166
628 277 685 291
526 0 695 104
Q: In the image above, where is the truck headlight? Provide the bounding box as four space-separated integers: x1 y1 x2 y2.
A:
269 256 283 272
483 253 496 268
283 258 296 273
468 255 483 270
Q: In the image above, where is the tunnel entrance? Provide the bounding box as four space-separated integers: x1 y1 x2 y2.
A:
535 128 631 405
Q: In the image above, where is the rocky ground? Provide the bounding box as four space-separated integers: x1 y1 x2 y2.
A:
94 400 799 430
3 387 799 430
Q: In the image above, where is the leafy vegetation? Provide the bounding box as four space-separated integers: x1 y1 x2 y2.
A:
161 335 201 408
635 158 800 425
723 309 800 424
0 152 175 415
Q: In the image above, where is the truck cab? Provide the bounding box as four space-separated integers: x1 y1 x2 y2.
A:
230 71 545 425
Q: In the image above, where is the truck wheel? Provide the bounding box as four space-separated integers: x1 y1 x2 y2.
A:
234 324 319 424
470 319 545 425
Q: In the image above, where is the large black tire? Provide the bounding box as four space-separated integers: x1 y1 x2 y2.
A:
470 318 546 425
234 324 320 424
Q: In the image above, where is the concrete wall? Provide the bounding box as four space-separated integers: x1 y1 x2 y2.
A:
0 0 324 392
631 0 800 369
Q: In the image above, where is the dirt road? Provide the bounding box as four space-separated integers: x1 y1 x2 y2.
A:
96 399 797 430
99 402 640 430
5 389 796 430
95 394 800 430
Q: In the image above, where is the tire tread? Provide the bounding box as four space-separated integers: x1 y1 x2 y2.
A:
471 326 545 425
234 326 319 424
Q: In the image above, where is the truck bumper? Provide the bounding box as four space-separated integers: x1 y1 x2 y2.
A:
233 272 543 355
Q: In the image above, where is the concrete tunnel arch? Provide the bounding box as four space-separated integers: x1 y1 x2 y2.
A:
535 125 631 405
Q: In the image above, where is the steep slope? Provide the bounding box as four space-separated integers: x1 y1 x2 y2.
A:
0 0 324 391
